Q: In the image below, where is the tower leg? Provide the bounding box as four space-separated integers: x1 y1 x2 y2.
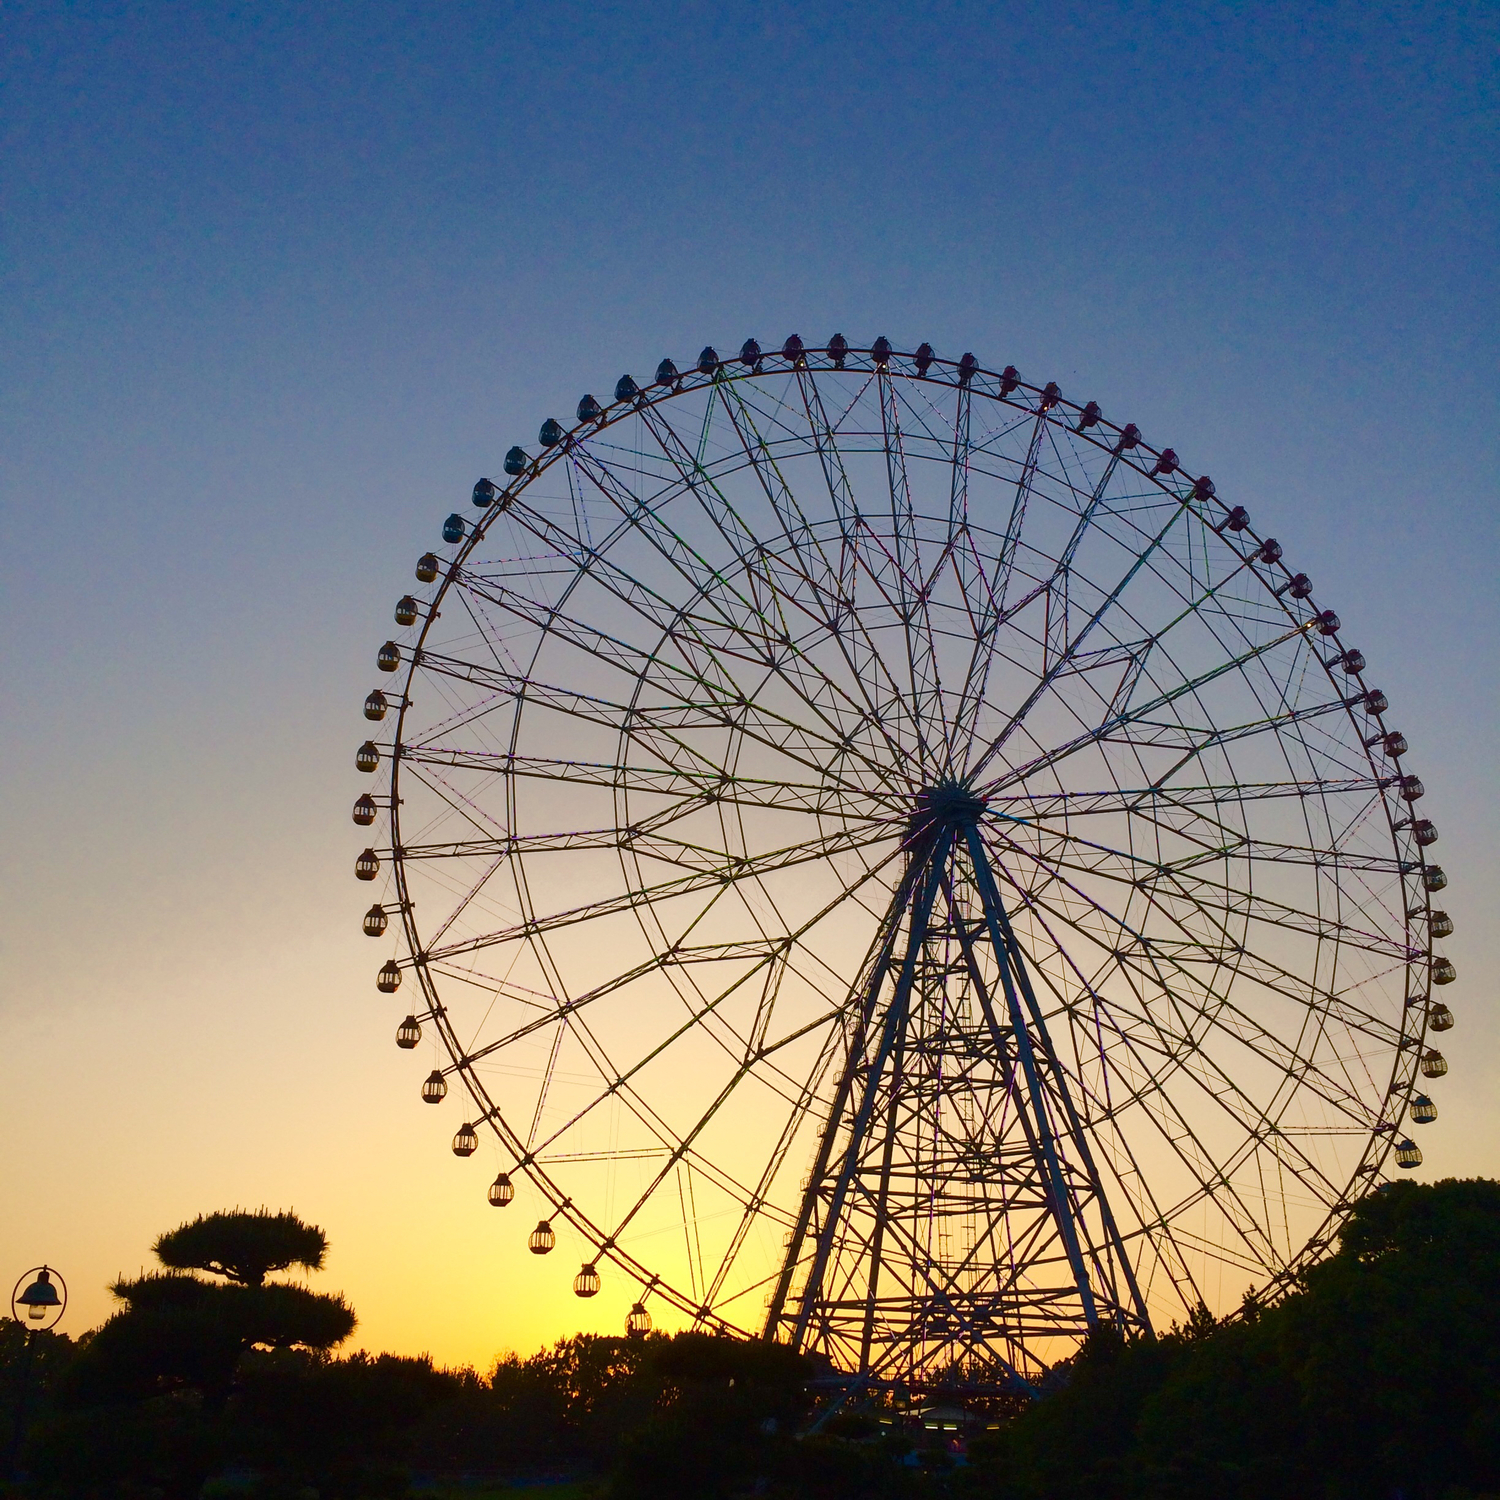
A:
964 824 1151 1332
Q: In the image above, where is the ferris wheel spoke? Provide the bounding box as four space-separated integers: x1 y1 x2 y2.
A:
1026 787 1403 893
563 440 818 673
461 938 802 1066
715 381 849 619
941 529 1007 748
718 379 931 761
1090 1071 1296 1276
402 812 893 872
417 641 902 800
1010 829 1409 1053
1045 829 1416 970
994 846 1310 1081
1157 840 1405 879
1112 959 1386 1153
473 902 899 1125
503 969 750 1194
788 369 945 750
968 498 1202 781
1017 941 1321 1274
636 830 920 1092
995 501 1287 763
991 406 1050 612
633 401 802 635
457 562 724 689
555 437 936 782
992 773 1386 821
400 760 510 844
946 375 973 545
1042 461 1205 679
947 443 1128 759
978 621 1317 796
1122 550 1272 660
1055 448 1128 581
927 393 1016 749
569 437 747 599
416 853 510 955
1043 1094 1212 1311
457 554 860 754
493 499 720 649
404 762 897 863
638 390 896 686
998 848 1392 1144
791 367 862 620
400 744 890 820
422 819 898 963
876 369 946 771
511 829 919 1202
700 1025 850 1308
595 1060 810 1270
443 579 527 682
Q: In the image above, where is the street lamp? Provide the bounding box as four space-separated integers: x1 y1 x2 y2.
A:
8 1265 66 1477
11 1267 66 1331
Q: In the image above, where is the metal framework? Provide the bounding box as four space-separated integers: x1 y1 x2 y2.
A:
354 337 1452 1396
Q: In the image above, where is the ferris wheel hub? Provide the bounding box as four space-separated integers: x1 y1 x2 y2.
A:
910 781 988 833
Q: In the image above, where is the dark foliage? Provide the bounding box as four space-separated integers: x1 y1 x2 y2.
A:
60 1278 355 1412
522 1332 658 1462
62 1296 248 1411
964 1177 1500 1500
26 1395 227 1500
231 1348 473 1497
154 1209 329 1287
0 1318 76 1417
19 1180 1500 1500
412 1329 814 1487
25 1208 356 1496
609 1332 813 1500
411 1347 568 1470
1 1320 76 1482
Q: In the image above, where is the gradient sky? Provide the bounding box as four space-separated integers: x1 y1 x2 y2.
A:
2 0 1496 1369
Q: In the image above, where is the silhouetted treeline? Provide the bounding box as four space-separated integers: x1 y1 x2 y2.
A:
13 1328 819 1499
8 1180 1500 1499
963 1177 1500 1500
3 1206 817 1498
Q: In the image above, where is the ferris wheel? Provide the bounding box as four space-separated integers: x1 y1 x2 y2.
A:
352 335 1456 1395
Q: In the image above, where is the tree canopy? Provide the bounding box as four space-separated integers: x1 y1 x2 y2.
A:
153 1207 329 1287
61 1209 353 1417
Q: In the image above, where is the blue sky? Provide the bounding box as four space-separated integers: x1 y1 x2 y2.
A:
2 0 1496 1360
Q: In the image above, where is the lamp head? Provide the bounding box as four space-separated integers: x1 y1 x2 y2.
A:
18 1268 61 1322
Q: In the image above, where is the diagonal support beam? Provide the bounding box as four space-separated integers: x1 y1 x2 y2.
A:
963 824 1099 1326
963 823 1151 1331
762 849 929 1339
790 834 951 1346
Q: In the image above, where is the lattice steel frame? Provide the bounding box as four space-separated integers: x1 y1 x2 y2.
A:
354 339 1452 1396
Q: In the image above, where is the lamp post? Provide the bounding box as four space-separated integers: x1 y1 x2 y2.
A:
8 1266 67 1477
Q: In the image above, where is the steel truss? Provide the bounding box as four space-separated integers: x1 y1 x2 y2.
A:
765 784 1150 1392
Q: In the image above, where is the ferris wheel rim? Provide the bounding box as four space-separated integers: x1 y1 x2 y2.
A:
368 336 1444 1364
